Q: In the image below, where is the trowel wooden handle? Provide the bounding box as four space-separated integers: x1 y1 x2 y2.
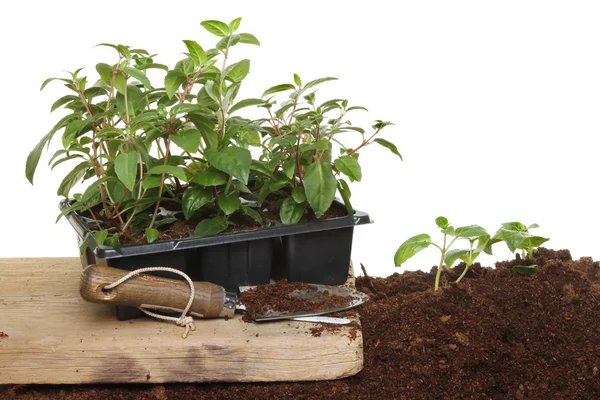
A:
80 265 235 318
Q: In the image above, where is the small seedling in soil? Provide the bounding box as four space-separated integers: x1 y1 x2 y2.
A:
394 216 493 290
490 221 549 274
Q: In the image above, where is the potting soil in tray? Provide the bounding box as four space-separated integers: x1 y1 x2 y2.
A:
238 279 352 321
5 248 600 399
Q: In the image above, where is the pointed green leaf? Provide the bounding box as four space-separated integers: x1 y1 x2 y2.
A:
182 40 207 65
293 74 302 87
147 165 187 181
171 128 201 153
512 265 540 275
238 33 260 46
262 84 295 97
373 138 402 160
51 95 78 112
218 194 241 215
122 67 151 89
229 98 265 114
145 228 159 243
204 146 251 184
455 225 488 238
435 216 450 229
304 77 337 89
334 156 362 182
216 35 241 50
96 63 113 84
303 162 337 217
165 70 187 99
114 151 139 191
229 17 242 32
193 167 228 186
62 120 91 148
280 197 306 224
194 216 229 237
182 186 212 219
337 179 353 215
394 234 432 267
200 20 230 37
300 140 329 152
94 230 109 246
226 59 250 82
444 249 472 268
40 77 70 91
57 161 90 197
240 205 263 224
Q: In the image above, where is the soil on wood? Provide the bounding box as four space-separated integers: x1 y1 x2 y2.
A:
5 248 600 399
82 197 348 246
239 279 351 321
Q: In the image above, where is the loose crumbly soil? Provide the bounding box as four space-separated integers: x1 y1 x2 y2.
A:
84 197 347 245
4 248 600 399
239 280 351 320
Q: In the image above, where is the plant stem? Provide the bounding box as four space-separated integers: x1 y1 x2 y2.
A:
224 176 233 195
434 234 447 291
455 263 471 284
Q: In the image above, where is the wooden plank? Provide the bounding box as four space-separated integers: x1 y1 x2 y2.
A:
0 258 362 384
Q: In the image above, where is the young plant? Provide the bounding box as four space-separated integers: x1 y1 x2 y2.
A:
239 76 402 223
394 217 492 290
490 222 549 275
27 18 262 247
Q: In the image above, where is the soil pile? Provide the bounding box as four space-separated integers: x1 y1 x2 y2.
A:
4 248 600 399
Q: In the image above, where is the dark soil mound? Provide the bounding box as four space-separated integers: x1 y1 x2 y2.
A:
4 248 600 399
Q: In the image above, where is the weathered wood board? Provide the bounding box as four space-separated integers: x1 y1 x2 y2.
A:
0 258 362 384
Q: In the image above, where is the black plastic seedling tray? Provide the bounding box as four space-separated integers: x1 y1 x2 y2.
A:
61 199 372 320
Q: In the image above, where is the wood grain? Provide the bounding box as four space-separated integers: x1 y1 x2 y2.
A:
80 265 234 318
0 258 362 384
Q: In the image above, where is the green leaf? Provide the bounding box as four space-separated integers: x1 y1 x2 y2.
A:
182 40 207 65
165 70 187 99
200 20 230 37
62 120 90 148
216 35 240 50
154 218 178 229
282 160 295 179
291 187 306 203
105 233 121 247
57 161 90 197
218 194 241 215
346 106 368 112
334 156 362 182
142 175 162 190
501 221 529 232
194 216 229 237
229 98 265 114
171 128 201 153
436 217 449 229
204 80 220 103
521 236 550 251
226 59 250 82
304 77 337 89
145 228 159 243
280 197 306 224
337 179 354 215
373 138 402 160
26 113 79 184
512 265 540 275
303 162 337 217
240 205 263 224
93 230 109 246
40 77 70 91
444 249 471 268
300 140 329 152
182 186 212 219
262 84 295 97
138 63 169 71
229 17 242 32
293 74 302 87
146 165 187 181
238 33 260 46
51 95 78 112
114 151 138 191
204 146 251 184
454 225 488 238
193 167 228 186
96 63 113 85
394 234 432 267
122 67 151 89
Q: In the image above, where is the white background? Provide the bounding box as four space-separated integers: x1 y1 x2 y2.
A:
0 1 598 277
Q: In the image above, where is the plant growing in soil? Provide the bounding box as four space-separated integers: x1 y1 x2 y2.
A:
27 17 400 247
489 221 549 275
394 217 493 290
240 78 401 223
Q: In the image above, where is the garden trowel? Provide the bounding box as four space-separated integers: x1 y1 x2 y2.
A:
79 265 368 324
